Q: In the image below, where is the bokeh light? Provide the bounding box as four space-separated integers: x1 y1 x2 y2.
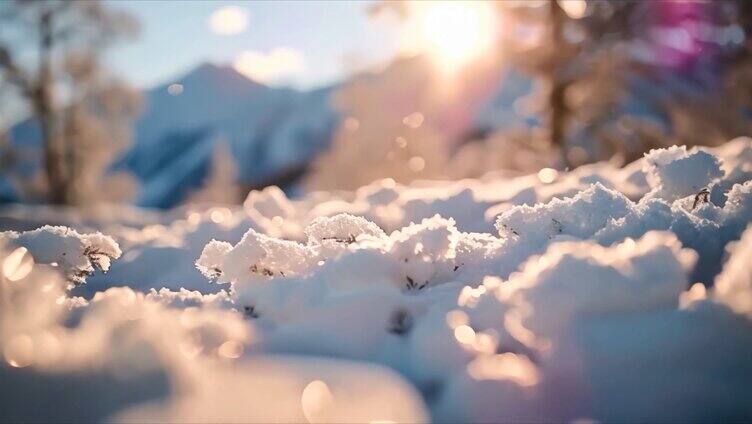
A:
301 379 334 423
208 6 249 36
3 246 34 282
558 0 588 19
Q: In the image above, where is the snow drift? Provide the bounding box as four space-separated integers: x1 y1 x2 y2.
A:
2 138 752 422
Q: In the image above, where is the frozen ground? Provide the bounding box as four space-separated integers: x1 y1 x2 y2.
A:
1 138 752 422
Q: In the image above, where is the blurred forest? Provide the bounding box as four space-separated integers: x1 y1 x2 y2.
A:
306 0 752 190
1 0 752 205
0 1 140 206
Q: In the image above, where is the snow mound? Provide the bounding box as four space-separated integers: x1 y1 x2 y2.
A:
643 145 723 201
196 228 315 283
2 138 752 422
0 242 426 423
595 180 752 283
438 231 750 423
0 225 121 284
506 231 696 338
305 213 387 244
495 182 631 243
714 223 752 319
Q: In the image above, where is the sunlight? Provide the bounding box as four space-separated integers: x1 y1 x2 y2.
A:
412 1 497 69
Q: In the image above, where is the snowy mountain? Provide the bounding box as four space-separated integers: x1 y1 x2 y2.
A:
116 63 339 208
1 63 338 208
3 59 719 209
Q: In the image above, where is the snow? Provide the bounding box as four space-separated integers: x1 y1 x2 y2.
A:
121 64 339 208
714 223 752 319
643 145 724 201
305 213 387 244
7 63 339 208
2 137 752 422
0 225 121 285
507 232 696 337
196 227 316 283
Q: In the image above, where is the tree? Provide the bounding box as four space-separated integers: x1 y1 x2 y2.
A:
499 1 650 168
501 1 752 167
687 0 752 144
0 0 139 205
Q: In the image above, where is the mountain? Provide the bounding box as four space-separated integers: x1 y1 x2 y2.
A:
2 63 339 208
116 63 339 208
3 60 717 208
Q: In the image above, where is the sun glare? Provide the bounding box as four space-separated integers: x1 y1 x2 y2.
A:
413 1 497 69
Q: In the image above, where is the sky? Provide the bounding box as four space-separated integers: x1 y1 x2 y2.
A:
107 1 401 90
0 0 503 128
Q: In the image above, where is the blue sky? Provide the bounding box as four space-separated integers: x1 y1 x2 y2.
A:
107 1 401 90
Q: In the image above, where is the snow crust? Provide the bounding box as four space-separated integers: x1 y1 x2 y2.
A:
2 137 752 422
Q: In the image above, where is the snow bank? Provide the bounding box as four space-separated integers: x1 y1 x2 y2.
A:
0 242 427 423
77 137 751 296
2 138 752 422
437 232 751 423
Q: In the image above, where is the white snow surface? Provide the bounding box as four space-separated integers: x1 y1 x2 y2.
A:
643 145 724 201
0 225 121 285
2 137 752 422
